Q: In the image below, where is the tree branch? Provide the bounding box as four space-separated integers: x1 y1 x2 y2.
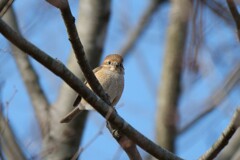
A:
218 130 240 160
3 8 50 136
0 0 13 17
0 17 183 160
50 0 111 106
0 110 26 160
199 108 240 160
202 0 232 25
119 0 166 58
48 0 144 159
226 0 240 40
46 0 110 159
156 0 191 152
117 135 142 160
47 0 142 159
179 64 240 134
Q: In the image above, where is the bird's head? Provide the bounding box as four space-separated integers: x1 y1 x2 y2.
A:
102 54 124 74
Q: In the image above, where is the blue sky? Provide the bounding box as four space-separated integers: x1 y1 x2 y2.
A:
1 0 240 159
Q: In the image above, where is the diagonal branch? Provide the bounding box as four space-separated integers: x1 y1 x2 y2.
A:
46 0 142 159
3 8 50 136
117 135 142 160
54 1 111 106
179 64 240 134
0 0 13 17
0 17 183 160
119 0 166 58
0 120 26 160
226 0 240 40
202 0 232 25
217 129 240 160
0 107 26 160
46 0 110 159
199 108 240 160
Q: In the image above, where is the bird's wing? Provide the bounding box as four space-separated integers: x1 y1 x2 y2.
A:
72 66 103 107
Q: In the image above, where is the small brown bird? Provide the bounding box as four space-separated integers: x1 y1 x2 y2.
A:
60 54 124 123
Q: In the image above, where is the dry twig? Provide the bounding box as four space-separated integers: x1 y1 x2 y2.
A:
3 8 50 136
199 108 240 160
179 65 240 134
226 0 240 40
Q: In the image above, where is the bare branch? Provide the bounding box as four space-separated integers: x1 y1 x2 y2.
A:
218 130 240 160
3 8 50 136
227 0 240 40
54 0 111 105
179 64 240 134
48 1 143 159
117 135 142 160
106 113 142 160
119 0 166 58
46 0 110 159
0 17 183 160
0 0 13 17
0 109 26 160
199 108 240 160
202 0 232 25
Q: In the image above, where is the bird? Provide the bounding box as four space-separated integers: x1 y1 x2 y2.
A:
60 54 124 123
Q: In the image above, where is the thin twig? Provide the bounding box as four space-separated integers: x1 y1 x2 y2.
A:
226 0 240 40
202 0 232 25
0 17 183 160
71 122 105 160
199 108 240 160
3 7 50 136
179 64 240 134
119 0 166 58
0 105 26 160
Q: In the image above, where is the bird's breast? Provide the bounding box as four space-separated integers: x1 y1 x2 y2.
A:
96 69 124 106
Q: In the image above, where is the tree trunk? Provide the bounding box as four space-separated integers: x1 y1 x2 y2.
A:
155 0 191 153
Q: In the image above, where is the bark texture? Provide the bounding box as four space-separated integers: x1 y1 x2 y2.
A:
199 108 240 160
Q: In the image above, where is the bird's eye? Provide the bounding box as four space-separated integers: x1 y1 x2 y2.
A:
107 61 111 65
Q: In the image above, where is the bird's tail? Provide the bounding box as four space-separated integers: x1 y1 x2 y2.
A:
60 107 82 123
